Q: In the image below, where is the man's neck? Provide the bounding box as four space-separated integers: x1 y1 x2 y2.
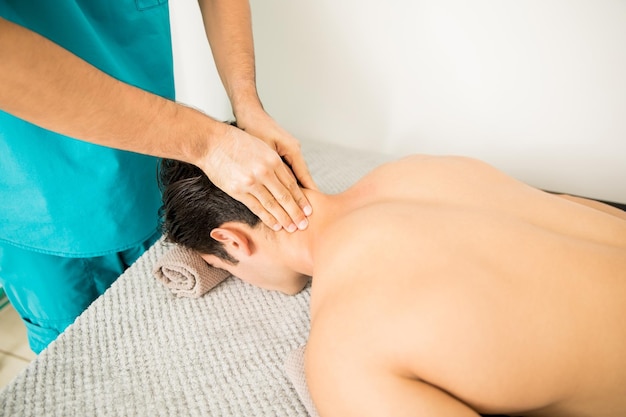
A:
273 189 352 277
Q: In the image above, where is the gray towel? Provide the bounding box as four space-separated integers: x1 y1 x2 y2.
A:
152 245 230 297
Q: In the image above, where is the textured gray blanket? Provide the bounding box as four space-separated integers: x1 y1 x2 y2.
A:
0 140 392 417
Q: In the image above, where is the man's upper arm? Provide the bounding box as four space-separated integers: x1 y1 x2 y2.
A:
306 277 480 417
305 331 480 417
307 212 481 416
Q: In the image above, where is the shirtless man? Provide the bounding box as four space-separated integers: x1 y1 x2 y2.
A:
159 154 626 417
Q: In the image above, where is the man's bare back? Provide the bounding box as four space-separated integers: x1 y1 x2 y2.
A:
306 155 626 416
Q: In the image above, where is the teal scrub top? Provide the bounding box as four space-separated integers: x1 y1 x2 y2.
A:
0 0 175 257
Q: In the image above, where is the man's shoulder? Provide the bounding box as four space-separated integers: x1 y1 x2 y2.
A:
311 203 422 289
317 203 404 250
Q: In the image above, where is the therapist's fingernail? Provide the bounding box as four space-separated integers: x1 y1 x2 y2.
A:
272 224 282 232
303 205 313 216
287 223 297 233
298 218 309 230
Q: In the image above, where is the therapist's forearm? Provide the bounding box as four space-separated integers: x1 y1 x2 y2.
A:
197 0 262 118
0 17 223 165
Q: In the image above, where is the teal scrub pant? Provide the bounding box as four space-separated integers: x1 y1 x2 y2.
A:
0 232 160 354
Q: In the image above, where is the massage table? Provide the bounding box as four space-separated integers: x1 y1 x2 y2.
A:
0 140 393 417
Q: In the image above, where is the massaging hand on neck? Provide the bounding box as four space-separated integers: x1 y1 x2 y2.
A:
199 110 316 233
196 0 317 231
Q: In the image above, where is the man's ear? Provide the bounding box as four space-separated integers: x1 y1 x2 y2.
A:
210 225 253 257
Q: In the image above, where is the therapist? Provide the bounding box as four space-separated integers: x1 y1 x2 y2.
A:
0 1 315 354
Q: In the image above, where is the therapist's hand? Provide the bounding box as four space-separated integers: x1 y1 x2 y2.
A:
199 120 315 233
235 108 317 191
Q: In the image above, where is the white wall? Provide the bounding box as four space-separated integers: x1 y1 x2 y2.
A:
169 1 231 120
170 0 626 203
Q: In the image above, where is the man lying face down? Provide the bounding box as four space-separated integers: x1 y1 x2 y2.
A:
159 154 626 417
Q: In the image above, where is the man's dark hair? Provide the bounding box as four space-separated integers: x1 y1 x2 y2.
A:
158 158 261 264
